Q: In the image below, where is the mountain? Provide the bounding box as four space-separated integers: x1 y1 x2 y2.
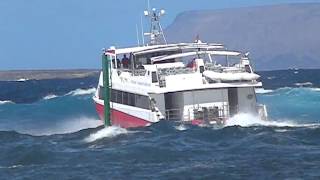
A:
165 3 320 70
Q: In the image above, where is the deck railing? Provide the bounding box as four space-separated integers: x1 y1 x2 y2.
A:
158 67 194 76
165 105 230 124
165 104 268 124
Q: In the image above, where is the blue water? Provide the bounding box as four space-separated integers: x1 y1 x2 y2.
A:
0 69 320 179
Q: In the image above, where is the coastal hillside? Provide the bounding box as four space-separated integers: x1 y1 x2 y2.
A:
165 3 320 70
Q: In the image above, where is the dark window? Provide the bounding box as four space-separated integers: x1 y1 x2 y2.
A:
128 93 135 106
99 86 104 100
116 90 122 104
245 65 251 73
199 66 205 73
111 89 116 102
152 72 158 83
108 89 149 110
123 92 129 105
136 95 150 109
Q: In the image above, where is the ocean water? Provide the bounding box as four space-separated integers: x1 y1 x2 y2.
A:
0 69 320 179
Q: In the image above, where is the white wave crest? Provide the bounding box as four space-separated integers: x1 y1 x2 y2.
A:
174 124 188 131
0 165 23 169
85 126 128 142
255 88 274 94
16 78 29 82
0 100 14 105
43 94 58 100
66 88 96 96
225 113 319 128
310 88 320 92
294 82 313 86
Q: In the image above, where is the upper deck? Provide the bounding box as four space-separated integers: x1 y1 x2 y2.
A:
102 42 262 94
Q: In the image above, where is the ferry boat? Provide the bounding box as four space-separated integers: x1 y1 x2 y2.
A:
93 8 268 128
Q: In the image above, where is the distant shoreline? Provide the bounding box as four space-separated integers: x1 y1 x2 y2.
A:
0 69 100 81
1 68 319 81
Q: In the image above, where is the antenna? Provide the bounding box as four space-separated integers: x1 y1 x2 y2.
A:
143 7 167 45
140 15 145 46
136 24 140 46
147 0 150 11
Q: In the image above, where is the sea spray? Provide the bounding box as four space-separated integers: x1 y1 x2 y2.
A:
0 100 14 105
40 88 96 101
174 124 188 131
225 113 320 128
255 88 274 94
85 126 128 142
66 88 96 96
43 94 58 100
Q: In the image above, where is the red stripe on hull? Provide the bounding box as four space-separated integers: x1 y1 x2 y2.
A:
95 103 151 128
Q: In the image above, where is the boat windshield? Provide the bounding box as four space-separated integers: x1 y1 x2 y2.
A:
133 49 182 68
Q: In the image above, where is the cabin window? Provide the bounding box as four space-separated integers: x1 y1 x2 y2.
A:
136 95 150 109
128 93 135 106
116 90 122 104
109 89 150 110
199 66 205 73
152 72 158 83
245 65 251 73
99 86 104 100
111 89 117 102
123 92 129 105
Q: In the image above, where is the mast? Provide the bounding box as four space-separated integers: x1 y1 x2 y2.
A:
143 8 167 45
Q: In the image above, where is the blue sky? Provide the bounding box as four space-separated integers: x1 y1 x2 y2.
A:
0 0 318 70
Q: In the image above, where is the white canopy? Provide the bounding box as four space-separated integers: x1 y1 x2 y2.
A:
108 42 225 55
151 50 241 62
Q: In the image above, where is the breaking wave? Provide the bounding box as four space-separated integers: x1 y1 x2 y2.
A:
255 88 274 94
16 78 29 82
43 94 58 100
225 113 320 128
257 87 320 95
174 124 188 131
294 82 313 87
66 88 96 96
85 126 128 142
40 88 96 101
310 88 320 92
0 100 14 105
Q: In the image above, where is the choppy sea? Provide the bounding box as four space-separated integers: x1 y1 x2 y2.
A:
0 69 320 179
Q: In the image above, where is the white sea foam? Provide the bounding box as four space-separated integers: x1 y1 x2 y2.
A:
16 78 29 82
0 165 23 169
43 94 58 100
84 126 128 142
225 113 319 128
255 88 274 94
310 88 320 92
0 100 14 105
66 88 96 96
274 129 289 133
294 82 313 86
174 124 188 131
